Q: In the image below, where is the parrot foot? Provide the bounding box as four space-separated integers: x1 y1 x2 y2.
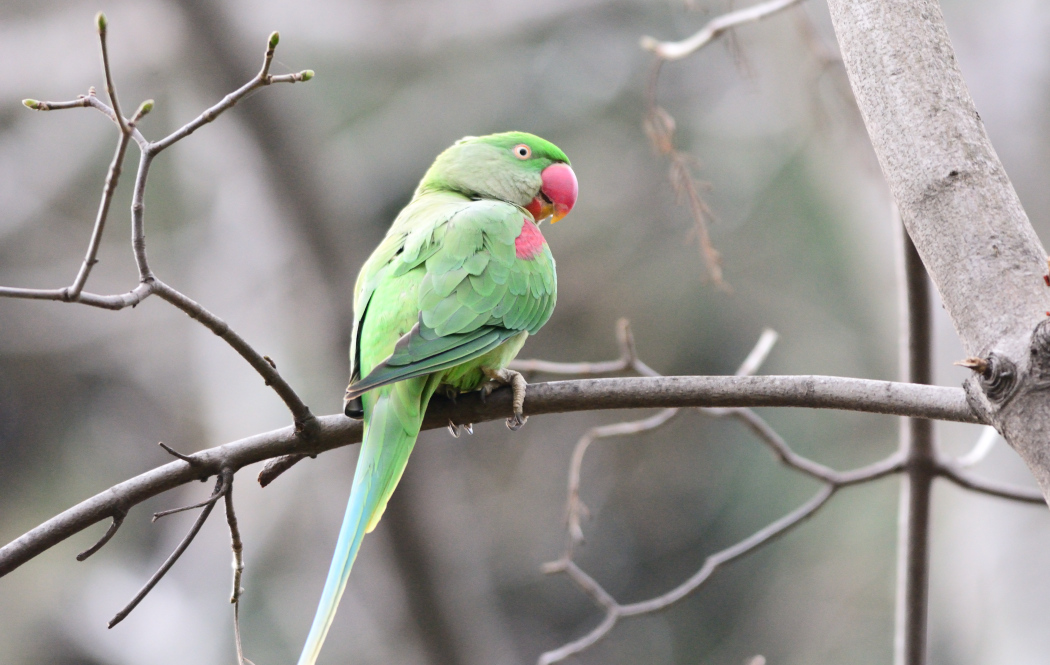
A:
482 368 528 431
447 420 474 437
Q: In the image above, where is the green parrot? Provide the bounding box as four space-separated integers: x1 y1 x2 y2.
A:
296 132 577 664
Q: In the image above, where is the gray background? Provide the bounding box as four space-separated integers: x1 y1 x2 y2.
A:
0 1 1046 663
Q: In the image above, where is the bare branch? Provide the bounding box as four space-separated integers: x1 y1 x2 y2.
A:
627 484 834 614
0 375 977 579
223 472 251 665
108 474 228 628
734 328 779 377
149 32 313 155
938 463 1046 505
564 408 680 547
537 486 834 664
95 12 128 135
641 59 724 287
151 279 316 431
66 115 132 300
640 0 805 61
152 478 228 521
23 96 94 111
159 441 204 466
510 318 639 376
75 509 126 561
638 0 809 286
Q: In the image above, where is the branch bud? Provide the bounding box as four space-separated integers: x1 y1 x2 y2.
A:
22 99 41 110
268 31 280 49
131 99 154 125
300 69 315 81
96 12 108 34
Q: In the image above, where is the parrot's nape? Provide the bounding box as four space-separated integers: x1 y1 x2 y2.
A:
297 132 577 665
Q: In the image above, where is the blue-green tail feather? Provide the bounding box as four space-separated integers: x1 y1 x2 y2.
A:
297 378 433 665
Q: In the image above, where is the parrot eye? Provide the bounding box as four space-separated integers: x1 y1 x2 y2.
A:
513 144 532 160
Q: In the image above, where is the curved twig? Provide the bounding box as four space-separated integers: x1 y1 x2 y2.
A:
640 0 805 61
108 473 229 628
938 462 1046 505
75 509 127 562
538 486 835 664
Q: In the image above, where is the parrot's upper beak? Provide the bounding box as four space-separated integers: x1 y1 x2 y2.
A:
526 163 578 223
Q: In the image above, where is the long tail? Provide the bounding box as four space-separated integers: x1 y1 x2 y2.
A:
297 377 432 665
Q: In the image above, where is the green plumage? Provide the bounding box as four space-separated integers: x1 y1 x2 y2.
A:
297 132 570 665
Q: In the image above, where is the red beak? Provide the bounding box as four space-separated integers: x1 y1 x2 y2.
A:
525 163 578 223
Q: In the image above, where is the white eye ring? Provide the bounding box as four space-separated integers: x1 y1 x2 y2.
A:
513 144 531 159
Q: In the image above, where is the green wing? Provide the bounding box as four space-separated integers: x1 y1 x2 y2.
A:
346 196 556 401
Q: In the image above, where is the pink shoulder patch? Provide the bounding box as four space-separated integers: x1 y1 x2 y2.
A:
515 217 546 260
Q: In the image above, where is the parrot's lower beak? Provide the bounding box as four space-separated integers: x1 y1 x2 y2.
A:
527 163 578 223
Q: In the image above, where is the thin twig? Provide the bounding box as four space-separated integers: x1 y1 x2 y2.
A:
152 478 227 521
643 60 724 288
151 279 316 432
637 0 808 286
149 32 312 155
539 320 913 663
223 471 251 665
938 463 1046 505
538 486 835 664
640 0 806 61
564 408 680 548
95 13 128 135
1 26 316 436
64 17 138 300
559 327 778 552
159 441 203 466
511 318 638 376
21 97 91 111
109 474 228 628
75 509 127 561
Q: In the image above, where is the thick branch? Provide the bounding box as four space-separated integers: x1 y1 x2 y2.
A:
825 0 1050 498
0 375 976 579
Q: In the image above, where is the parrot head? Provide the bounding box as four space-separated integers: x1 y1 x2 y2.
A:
417 131 578 223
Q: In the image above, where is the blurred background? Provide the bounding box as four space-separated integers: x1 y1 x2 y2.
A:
0 0 1048 663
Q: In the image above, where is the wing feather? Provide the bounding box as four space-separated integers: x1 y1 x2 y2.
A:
349 196 556 400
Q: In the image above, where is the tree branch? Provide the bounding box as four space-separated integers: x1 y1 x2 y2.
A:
148 31 312 155
2 22 319 439
640 0 806 61
539 486 835 664
0 374 977 580
825 0 1050 500
938 463 1045 505
108 474 228 628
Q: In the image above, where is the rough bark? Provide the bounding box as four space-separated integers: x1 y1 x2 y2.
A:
826 0 1050 501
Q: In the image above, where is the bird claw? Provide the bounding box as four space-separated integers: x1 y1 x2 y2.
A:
482 367 529 432
447 420 474 437
506 413 527 431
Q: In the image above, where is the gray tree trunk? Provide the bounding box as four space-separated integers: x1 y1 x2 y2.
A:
826 0 1050 500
